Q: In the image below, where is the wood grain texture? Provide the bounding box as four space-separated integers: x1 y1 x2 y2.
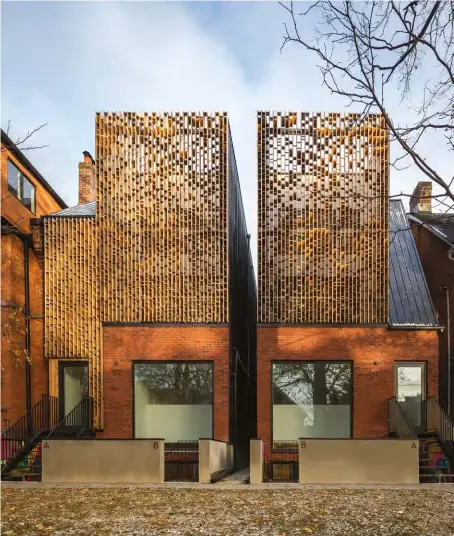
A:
258 111 389 323
44 218 102 427
96 112 228 323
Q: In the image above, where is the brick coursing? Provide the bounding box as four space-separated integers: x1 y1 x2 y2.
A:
257 326 439 442
101 325 230 440
78 162 96 205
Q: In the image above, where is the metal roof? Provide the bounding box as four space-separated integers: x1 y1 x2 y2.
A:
47 201 96 218
47 198 439 328
389 199 439 327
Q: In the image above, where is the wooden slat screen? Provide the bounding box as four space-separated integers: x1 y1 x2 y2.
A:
96 112 228 323
258 111 389 323
44 217 102 427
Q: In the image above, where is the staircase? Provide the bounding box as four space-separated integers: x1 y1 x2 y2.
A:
1 395 94 481
388 396 454 483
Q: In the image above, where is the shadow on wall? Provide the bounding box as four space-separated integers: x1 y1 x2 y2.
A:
260 325 438 441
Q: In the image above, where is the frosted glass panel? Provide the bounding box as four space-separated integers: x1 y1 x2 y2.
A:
273 405 351 440
134 363 213 441
272 362 352 439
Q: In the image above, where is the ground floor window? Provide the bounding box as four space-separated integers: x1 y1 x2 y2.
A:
272 362 352 440
134 362 213 441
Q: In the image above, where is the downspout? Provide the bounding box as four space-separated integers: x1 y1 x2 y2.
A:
443 286 451 416
24 237 32 416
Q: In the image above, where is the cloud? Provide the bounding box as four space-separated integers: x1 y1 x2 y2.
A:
2 1 451 271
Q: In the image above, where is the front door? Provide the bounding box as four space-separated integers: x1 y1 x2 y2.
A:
58 362 88 419
395 362 426 431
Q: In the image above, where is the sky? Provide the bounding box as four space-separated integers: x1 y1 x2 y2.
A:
1 1 450 267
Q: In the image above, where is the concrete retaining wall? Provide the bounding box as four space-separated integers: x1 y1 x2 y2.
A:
42 439 165 483
199 440 233 483
298 439 419 484
250 439 264 484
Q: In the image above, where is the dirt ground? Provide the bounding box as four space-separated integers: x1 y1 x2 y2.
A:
2 487 454 535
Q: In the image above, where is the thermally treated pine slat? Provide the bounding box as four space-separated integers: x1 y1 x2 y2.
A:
257 111 389 324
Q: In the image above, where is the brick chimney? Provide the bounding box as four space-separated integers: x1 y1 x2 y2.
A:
79 151 96 204
409 181 432 213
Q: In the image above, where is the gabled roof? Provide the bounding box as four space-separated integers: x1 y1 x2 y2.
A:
47 198 439 328
46 201 95 218
1 129 68 209
408 212 454 247
389 200 438 328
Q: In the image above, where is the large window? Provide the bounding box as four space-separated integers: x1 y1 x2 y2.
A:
7 159 36 213
134 362 213 441
272 362 352 440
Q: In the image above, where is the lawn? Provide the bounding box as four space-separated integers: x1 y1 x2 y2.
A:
1 487 454 535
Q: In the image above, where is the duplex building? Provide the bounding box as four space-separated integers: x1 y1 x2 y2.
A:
34 112 256 467
256 112 441 463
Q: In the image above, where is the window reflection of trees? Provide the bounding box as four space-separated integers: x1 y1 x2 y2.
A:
273 363 352 406
134 363 213 405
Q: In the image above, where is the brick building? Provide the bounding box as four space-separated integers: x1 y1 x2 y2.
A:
32 112 256 467
256 112 441 453
1 129 67 431
409 181 454 420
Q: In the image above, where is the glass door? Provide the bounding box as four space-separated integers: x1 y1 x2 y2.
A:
59 362 88 419
395 362 426 431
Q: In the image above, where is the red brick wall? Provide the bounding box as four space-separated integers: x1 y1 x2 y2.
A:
101 325 230 439
257 326 439 441
1 234 48 431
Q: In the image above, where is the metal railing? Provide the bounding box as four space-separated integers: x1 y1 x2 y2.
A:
426 397 454 466
46 396 94 439
1 395 58 469
164 441 199 482
387 397 417 439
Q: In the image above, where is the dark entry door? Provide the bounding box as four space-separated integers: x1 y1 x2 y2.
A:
58 362 88 419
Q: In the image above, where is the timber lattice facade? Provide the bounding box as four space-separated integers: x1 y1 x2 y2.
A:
96 112 228 323
258 111 389 324
44 112 254 429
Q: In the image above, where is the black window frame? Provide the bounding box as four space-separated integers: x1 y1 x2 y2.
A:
7 158 36 214
132 360 215 440
271 360 354 441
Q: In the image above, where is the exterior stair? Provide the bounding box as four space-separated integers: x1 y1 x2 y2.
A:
1 395 94 481
389 396 454 483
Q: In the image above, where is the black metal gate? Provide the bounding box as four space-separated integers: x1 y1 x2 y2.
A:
164 441 199 482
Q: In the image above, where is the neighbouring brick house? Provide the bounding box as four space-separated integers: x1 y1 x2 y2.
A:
1 129 67 431
409 181 454 420
31 112 256 467
256 112 441 456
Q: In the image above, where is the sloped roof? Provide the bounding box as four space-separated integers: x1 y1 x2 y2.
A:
47 201 96 218
47 198 439 328
408 212 454 247
1 129 68 210
389 200 438 327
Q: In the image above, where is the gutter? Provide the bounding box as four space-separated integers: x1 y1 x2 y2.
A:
388 325 443 331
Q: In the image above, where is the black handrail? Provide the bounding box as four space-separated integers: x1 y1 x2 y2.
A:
425 397 454 467
1 395 58 468
387 396 417 439
46 396 94 439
